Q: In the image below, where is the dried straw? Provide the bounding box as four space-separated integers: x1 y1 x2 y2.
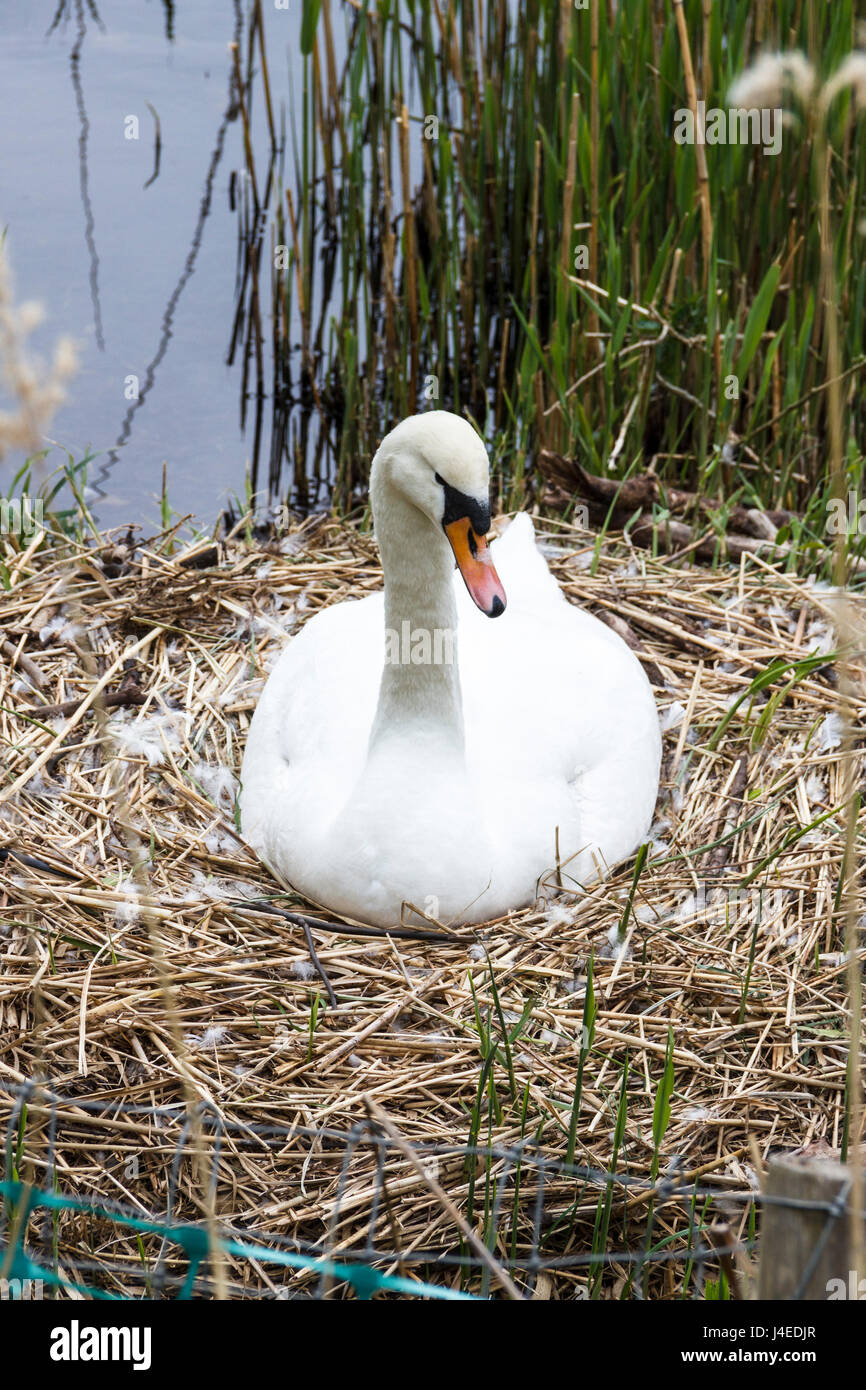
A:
0 511 863 1298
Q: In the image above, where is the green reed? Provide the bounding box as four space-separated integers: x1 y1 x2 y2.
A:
231 1 866 570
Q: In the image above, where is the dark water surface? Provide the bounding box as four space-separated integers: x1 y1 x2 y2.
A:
1 0 305 530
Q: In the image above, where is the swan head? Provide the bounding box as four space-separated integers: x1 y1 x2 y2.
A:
371 412 507 618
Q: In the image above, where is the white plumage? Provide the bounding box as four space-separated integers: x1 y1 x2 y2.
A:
240 413 660 926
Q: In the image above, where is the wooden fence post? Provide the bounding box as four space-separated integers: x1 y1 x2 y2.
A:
758 1156 861 1300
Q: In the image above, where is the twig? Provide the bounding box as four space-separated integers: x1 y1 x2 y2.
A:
298 918 337 1008
231 898 465 947
26 685 146 721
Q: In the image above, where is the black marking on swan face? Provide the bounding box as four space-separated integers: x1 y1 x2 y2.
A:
435 471 491 536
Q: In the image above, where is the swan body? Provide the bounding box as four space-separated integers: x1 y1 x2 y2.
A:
240 413 660 927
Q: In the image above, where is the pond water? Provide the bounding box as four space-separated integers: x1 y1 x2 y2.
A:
0 0 308 531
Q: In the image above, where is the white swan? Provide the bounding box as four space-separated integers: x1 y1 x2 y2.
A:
240 412 660 927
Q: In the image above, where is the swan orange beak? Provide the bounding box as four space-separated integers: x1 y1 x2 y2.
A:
444 518 507 618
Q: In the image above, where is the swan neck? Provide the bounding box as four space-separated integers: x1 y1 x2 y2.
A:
369 486 463 750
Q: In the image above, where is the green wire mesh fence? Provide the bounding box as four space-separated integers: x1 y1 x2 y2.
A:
0 1079 855 1300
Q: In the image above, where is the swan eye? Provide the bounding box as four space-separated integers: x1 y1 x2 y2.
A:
434 470 491 536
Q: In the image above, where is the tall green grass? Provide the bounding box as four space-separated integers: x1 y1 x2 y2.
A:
231 0 866 564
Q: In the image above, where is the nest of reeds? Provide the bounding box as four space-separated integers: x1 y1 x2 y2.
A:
0 512 863 1299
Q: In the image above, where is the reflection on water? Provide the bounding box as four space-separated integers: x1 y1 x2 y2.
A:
0 0 291 529
99 2 243 503
64 0 106 353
